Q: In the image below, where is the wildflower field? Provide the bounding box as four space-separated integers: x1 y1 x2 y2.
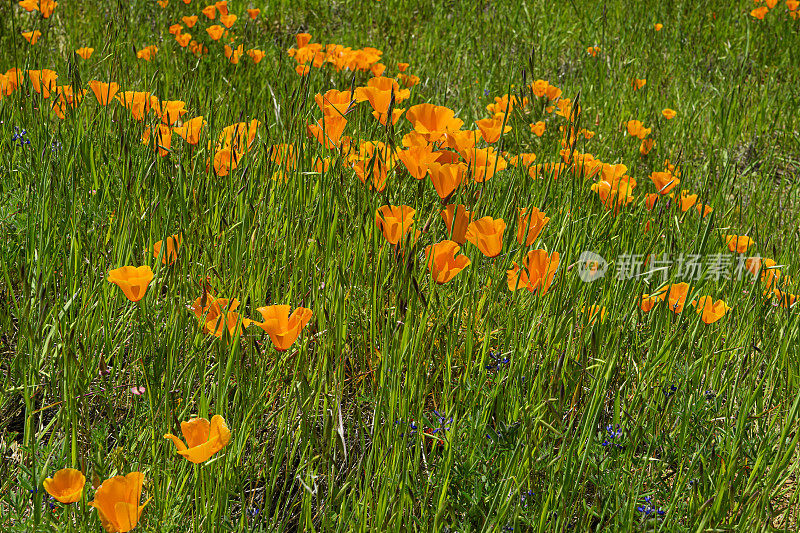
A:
2 0 800 530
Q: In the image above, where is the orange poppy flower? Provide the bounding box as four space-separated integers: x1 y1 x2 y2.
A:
788 0 800 11
437 204 474 245
173 116 205 145
626 120 651 139
164 415 231 463
18 0 37 11
750 6 769 19
666 282 691 313
476 114 512 143
425 241 471 284
375 205 416 245
247 49 266 63
224 44 244 64
136 45 158 61
587 46 601 57
107 266 153 302
654 23 664 31
465 217 506 258
43 469 85 504
169 24 183 36
396 144 436 180
466 147 507 182
591 181 633 213
640 290 667 312
351 142 395 192
254 305 313 351
696 203 713 218
220 13 236 28
296 32 312 48
247 8 260 19
151 234 181 265
75 47 94 59
370 62 387 77
583 305 607 323
649 171 680 194
314 89 353 117
306 115 347 149
217 119 259 153
725 235 755 254
202 4 216 18
397 73 420 87
295 64 310 76
157 0 168 7
428 161 467 199
28 69 58 98
530 121 546 137
372 107 405 126
443 129 480 160
406 103 464 142
214 0 228 14
508 152 538 170
22 30 42 45
212 149 239 176
639 138 655 155
506 250 559 294
691 296 730 324
152 99 187 125
39 0 56 16
630 78 647 90
182 15 198 27
516 207 550 246
86 81 118 106
745 257 780 287
662 108 677 119
89 472 147 533
206 25 224 40
678 191 698 212
175 32 192 47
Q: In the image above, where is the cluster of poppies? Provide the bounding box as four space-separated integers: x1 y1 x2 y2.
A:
42 415 231 532
751 0 800 20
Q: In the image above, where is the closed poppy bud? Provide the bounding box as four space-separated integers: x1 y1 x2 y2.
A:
506 249 559 294
662 108 677 120
626 120 651 139
182 15 198 27
666 282 691 313
164 415 231 463
530 121 546 137
152 234 181 265
206 25 224 40
89 472 147 533
440 204 474 244
107 266 154 302
254 305 313 351
425 240 471 284
375 205 416 245
649 171 679 194
691 296 730 324
466 216 506 258
43 468 85 504
88 81 119 105
725 235 755 254
516 207 550 247
247 8 260 19
75 47 94 59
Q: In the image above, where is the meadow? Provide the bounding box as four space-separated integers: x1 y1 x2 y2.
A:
1 0 800 531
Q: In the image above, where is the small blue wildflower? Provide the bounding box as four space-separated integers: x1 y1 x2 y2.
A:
12 126 31 146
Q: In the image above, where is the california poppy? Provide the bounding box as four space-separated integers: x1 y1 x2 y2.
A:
443 129 480 160
506 250 559 294
152 99 187 125
440 204 473 245
169 24 183 36
591 181 633 213
397 73 420 87
22 30 42 45
107 266 154 302
306 115 347 149
626 120 651 139
18 0 37 11
750 6 769 18
649 171 680 194
427 161 467 199
351 141 396 192
136 45 158 61
75 47 94 59
696 203 713 218
206 25 225 40
152 234 181 265
476 114 512 143
43 469 85 504
639 138 655 155
654 23 664 31
182 15 198 27
217 119 259 153
173 116 205 144
725 235 755 254
254 305 313 351
202 4 216 18
630 78 646 90
679 191 698 212
530 121 546 137
89 472 147 533
587 46 601 57
28 69 58 98
406 104 464 142
397 144 437 180
214 0 228 14
164 415 231 463
425 241 471 283
662 108 677 120
224 44 244 64
220 13 236 28
516 207 550 246
666 282 691 313
86 80 118 106
375 205 416 245
691 296 730 324
465 217 506 258
247 49 266 63
640 290 666 312
247 8 260 19
466 147 507 182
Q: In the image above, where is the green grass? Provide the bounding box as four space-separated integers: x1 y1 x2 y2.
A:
1 0 800 531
